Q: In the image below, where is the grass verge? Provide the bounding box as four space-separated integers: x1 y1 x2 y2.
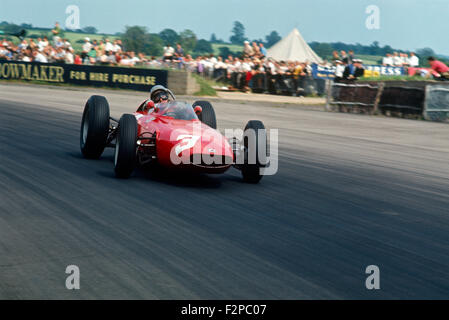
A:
191 74 217 96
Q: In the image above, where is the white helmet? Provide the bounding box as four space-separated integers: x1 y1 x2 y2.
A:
149 85 175 103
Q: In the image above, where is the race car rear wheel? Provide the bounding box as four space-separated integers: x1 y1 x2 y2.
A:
241 120 267 183
114 114 138 178
80 95 110 159
193 100 217 129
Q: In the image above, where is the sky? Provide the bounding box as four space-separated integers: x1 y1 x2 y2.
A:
1 0 448 55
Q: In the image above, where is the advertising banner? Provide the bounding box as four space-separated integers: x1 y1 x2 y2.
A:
312 63 406 79
0 59 168 91
311 64 336 80
363 65 405 77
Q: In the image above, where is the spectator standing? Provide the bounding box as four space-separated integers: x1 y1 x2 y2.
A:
163 44 175 61
209 54 217 64
74 54 82 65
0 43 13 60
98 50 109 65
65 48 74 64
54 36 64 48
175 43 184 58
243 41 254 58
214 56 227 80
112 40 121 53
174 43 184 68
81 37 92 61
39 37 49 50
334 60 345 82
129 51 140 65
347 50 355 64
340 50 348 64
119 53 132 66
107 51 117 65
408 52 419 67
18 39 28 51
259 43 267 57
400 53 409 66
104 39 114 52
21 49 32 62
88 46 97 63
29 39 37 50
252 42 261 57
331 51 340 64
292 61 307 91
393 52 403 66
382 53 393 66
98 40 105 53
54 47 66 63
33 50 48 63
51 22 61 37
63 38 72 50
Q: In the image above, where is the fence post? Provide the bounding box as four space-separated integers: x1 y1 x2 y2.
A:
372 82 385 115
325 80 333 112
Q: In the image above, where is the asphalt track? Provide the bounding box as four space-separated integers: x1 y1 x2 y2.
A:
1 83 448 299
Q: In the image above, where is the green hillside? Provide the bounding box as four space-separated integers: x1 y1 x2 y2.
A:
354 54 383 65
211 43 243 56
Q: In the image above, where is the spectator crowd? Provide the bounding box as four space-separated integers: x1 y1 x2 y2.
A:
0 35 151 67
0 33 319 95
381 52 419 67
182 49 315 95
1 22 448 96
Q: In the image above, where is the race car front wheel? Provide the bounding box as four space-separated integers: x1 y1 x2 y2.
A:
80 95 110 159
241 120 267 183
114 114 137 178
193 100 217 129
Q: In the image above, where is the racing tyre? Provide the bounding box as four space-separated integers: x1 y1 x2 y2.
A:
80 95 110 159
193 100 217 129
114 114 138 178
241 120 267 183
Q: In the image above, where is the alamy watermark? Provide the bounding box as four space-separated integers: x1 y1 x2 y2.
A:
65 5 80 30
365 5 380 30
167 124 278 176
365 265 380 290
65 265 80 290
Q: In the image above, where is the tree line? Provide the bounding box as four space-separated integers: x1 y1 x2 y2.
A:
119 21 283 57
309 41 439 61
1 20 445 63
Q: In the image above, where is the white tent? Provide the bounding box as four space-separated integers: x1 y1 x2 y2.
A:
266 28 323 63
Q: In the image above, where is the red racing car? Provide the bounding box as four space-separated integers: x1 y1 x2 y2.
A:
80 90 268 183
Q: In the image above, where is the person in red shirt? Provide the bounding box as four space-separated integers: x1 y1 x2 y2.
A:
427 56 449 80
74 55 82 65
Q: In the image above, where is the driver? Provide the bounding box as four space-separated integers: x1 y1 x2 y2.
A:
150 85 170 103
141 85 174 112
150 90 168 103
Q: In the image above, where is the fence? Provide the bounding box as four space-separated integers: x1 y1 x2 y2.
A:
326 82 381 114
226 72 326 96
424 85 449 121
326 80 449 122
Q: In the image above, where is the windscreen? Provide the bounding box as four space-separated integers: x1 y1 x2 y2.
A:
153 101 198 120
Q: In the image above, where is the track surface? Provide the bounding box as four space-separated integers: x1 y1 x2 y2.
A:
1 84 448 299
